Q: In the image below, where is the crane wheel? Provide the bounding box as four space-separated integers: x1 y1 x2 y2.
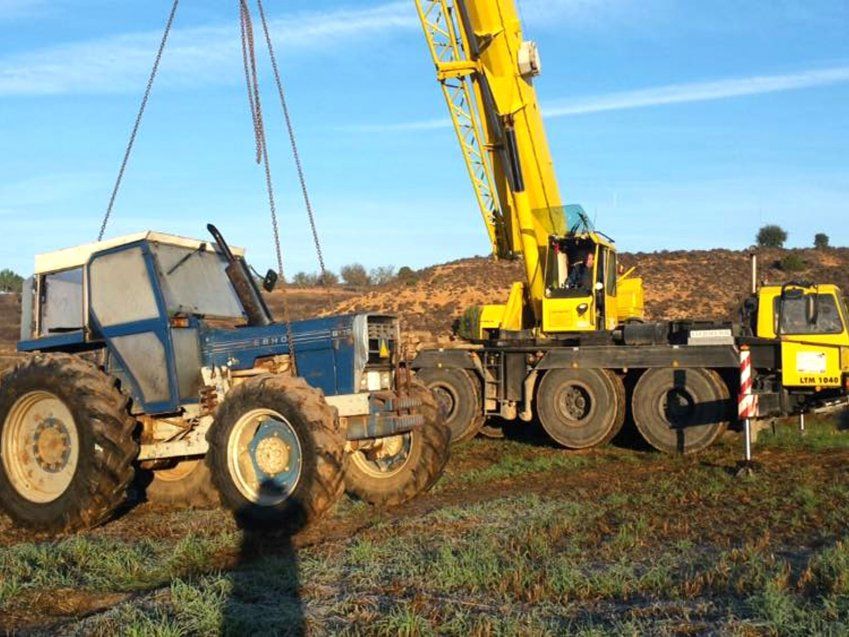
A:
206 375 346 532
631 367 731 455
144 459 220 509
536 368 624 449
414 368 484 444
0 353 137 532
344 381 450 506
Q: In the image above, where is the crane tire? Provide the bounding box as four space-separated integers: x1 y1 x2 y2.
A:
536 368 623 449
415 368 484 444
631 367 730 455
0 353 137 532
345 380 450 506
599 369 627 445
207 375 346 532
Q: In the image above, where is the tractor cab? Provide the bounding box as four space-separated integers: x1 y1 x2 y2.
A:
18 229 400 416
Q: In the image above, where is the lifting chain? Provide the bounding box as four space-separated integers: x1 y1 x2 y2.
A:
98 0 180 241
238 0 299 374
254 0 328 279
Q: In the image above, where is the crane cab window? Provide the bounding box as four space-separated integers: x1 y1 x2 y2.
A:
545 238 595 298
774 293 845 335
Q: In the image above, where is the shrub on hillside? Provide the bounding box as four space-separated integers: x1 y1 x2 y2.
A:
757 224 788 248
814 233 830 249
778 254 806 273
340 263 371 287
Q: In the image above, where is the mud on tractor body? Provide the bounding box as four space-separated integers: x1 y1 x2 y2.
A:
0 226 449 533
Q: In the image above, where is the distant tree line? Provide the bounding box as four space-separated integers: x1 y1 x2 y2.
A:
755 225 833 250
289 264 420 288
0 269 23 294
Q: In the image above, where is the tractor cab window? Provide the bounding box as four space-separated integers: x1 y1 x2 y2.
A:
774 293 845 335
151 243 245 319
40 268 83 335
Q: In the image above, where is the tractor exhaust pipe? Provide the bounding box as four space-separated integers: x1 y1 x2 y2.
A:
207 224 274 327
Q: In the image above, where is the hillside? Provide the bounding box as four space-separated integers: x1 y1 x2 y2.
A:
1 247 847 358
282 247 849 348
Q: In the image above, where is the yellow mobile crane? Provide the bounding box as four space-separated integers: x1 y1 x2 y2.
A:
411 0 849 454
413 0 643 337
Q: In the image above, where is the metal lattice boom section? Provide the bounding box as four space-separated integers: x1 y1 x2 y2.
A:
414 0 510 259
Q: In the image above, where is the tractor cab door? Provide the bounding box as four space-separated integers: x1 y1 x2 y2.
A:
87 242 181 414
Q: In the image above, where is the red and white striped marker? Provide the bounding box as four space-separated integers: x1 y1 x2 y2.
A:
738 345 757 466
738 346 758 420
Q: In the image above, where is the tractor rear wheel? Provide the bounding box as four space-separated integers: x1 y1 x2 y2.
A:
415 368 483 444
344 381 450 506
146 459 219 509
631 367 730 455
536 368 624 449
0 353 137 532
206 375 345 531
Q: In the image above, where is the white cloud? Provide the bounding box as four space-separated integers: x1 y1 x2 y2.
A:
345 65 849 132
0 2 416 96
545 66 849 116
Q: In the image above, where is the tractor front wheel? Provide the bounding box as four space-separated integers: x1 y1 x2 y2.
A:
0 354 137 532
344 381 450 507
207 375 345 531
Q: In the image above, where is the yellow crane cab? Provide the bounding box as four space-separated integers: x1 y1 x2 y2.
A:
751 283 849 390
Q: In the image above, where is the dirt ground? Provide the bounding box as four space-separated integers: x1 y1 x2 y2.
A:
2 416 849 635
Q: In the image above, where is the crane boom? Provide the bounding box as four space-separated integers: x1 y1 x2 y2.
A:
416 0 644 336
415 0 566 320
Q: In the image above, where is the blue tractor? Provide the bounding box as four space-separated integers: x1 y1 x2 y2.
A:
0 225 449 532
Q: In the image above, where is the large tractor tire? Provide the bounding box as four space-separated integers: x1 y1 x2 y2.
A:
536 368 625 449
145 459 220 509
344 381 450 507
415 368 484 444
206 375 345 531
0 353 137 532
631 367 731 455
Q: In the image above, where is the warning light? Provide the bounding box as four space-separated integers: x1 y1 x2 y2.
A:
379 339 391 359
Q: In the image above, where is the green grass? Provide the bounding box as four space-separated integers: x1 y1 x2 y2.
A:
4 414 849 634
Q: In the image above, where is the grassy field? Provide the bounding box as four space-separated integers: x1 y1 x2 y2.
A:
2 416 849 636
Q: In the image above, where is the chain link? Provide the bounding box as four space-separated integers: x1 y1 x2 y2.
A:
239 0 298 373
255 0 328 280
98 0 180 241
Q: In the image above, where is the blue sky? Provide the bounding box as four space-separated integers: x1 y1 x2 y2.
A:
1 0 847 276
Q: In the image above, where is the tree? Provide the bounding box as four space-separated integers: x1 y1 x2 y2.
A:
814 233 830 249
397 266 419 285
0 269 23 294
340 263 371 287
756 224 788 248
291 272 318 287
316 271 339 286
370 266 396 286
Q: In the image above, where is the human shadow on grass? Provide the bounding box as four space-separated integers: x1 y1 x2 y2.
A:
221 483 307 637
